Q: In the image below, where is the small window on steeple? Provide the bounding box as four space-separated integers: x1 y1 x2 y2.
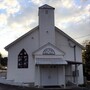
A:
45 10 48 14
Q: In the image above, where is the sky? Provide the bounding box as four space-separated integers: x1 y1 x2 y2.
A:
0 0 90 57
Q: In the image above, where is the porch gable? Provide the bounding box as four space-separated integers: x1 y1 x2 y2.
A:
33 43 65 56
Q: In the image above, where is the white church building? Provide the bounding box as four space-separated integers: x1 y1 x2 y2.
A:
5 4 84 87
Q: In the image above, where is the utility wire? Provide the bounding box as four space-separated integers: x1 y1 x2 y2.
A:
74 34 90 39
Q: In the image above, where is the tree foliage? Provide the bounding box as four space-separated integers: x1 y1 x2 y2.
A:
82 40 90 80
1 57 7 66
0 53 7 69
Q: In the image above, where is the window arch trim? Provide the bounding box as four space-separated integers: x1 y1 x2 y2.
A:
43 48 55 55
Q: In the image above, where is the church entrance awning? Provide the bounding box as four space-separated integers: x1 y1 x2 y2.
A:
35 58 67 65
66 60 82 64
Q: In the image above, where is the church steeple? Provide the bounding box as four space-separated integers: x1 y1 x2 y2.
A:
39 4 55 46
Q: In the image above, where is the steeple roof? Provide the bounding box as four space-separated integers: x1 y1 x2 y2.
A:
39 4 55 9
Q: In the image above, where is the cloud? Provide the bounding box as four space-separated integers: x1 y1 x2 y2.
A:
30 0 43 5
0 14 7 28
0 0 90 56
61 0 75 8
55 1 90 28
0 0 20 15
52 0 90 44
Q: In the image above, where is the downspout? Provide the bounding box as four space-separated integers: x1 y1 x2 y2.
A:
74 45 76 83
74 46 78 85
74 46 76 62
68 40 77 84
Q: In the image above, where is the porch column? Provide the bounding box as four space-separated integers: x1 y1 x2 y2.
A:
37 65 40 87
63 65 66 88
75 64 78 86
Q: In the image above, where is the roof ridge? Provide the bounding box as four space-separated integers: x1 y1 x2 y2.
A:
39 4 55 9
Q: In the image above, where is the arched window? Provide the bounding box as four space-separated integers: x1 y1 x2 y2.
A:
18 49 28 68
43 48 55 55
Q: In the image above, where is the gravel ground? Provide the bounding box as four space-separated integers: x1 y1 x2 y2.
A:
0 83 89 90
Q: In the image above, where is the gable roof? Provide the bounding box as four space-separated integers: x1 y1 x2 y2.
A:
5 25 84 51
33 42 65 55
55 26 85 49
5 26 39 51
39 4 55 9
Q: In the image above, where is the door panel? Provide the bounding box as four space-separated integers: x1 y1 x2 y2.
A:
40 66 58 86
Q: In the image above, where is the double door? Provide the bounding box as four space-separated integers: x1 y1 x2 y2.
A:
40 66 58 86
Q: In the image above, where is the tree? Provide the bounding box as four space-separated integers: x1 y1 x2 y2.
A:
0 53 2 63
1 57 7 66
0 53 3 68
82 40 90 47
0 53 8 69
82 41 90 80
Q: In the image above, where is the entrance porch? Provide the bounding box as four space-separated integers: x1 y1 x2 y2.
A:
35 58 82 87
35 58 67 87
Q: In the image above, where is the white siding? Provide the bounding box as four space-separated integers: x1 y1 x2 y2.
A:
55 30 74 60
58 66 65 85
7 29 39 83
55 30 84 84
76 46 84 84
39 7 55 46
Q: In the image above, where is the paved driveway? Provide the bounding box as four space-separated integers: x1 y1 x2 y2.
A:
0 83 89 90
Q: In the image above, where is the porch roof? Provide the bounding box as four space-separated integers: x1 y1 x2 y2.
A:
35 58 67 65
66 60 82 64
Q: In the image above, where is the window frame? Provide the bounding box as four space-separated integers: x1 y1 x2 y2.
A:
18 49 28 69
43 48 55 55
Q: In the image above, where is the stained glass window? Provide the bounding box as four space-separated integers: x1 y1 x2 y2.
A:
18 49 28 68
